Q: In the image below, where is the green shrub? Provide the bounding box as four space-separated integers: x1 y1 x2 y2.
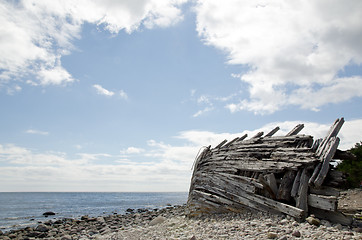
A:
336 142 362 188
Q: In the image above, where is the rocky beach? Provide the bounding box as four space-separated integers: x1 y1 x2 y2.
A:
0 204 361 240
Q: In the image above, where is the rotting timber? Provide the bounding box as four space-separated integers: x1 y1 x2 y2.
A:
187 118 354 225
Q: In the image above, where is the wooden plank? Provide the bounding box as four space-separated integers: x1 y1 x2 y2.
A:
215 139 228 149
308 162 321 187
296 168 310 217
309 186 340 197
308 194 337 211
222 137 240 148
312 138 322 152
316 118 344 157
309 207 352 226
291 169 302 198
258 175 276 199
286 124 304 136
237 134 248 142
217 172 264 189
277 170 296 201
251 131 264 139
265 127 280 137
314 137 340 188
265 173 278 197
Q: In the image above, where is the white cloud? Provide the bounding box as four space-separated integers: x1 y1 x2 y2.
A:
120 147 145 155
93 84 115 96
25 129 49 135
0 0 188 88
119 89 128 100
192 106 213 117
195 0 362 114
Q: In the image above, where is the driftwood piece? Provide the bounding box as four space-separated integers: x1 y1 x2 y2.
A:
215 139 228 149
291 169 302 198
316 118 344 157
314 137 340 188
222 137 240 148
277 170 296 201
308 194 337 211
308 162 321 187
309 186 340 197
265 173 278 197
286 124 304 136
296 168 310 217
251 132 264 139
309 207 353 226
237 134 248 142
265 127 280 137
258 175 277 200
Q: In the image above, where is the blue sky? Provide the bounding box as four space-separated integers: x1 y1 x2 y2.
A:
1 0 362 192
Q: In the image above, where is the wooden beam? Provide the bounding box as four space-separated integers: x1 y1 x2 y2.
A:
215 139 228 149
251 131 264 139
222 137 240 148
286 124 304 136
291 169 302 198
309 207 352 226
296 168 310 217
308 194 337 211
265 127 280 137
277 170 296 201
316 118 344 157
314 137 340 188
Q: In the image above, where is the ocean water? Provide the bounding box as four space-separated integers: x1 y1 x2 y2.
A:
0 192 188 232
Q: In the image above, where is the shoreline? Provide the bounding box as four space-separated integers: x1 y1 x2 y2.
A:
0 205 361 240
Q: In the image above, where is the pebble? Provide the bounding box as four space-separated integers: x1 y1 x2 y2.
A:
306 216 321 226
267 232 278 239
292 230 301 237
0 205 361 240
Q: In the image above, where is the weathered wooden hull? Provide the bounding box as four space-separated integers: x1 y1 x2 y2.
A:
187 118 352 225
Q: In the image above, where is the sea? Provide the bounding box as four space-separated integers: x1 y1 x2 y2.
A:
0 192 188 232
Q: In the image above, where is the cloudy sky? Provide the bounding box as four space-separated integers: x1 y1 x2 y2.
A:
1 0 361 192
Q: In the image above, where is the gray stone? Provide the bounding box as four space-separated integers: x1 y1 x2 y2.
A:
149 216 166 226
35 224 49 232
61 235 72 240
280 219 289 225
306 216 320 226
267 232 278 239
292 230 301 237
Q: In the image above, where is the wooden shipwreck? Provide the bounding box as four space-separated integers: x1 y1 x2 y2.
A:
187 118 354 225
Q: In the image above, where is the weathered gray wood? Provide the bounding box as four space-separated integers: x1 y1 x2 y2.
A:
258 175 276 199
308 194 337 211
309 186 340 197
309 207 352 226
314 137 340 188
316 118 344 157
296 168 310 217
222 137 240 148
308 162 321 187
277 170 296 201
265 173 278 197
217 172 264 189
215 139 228 149
237 134 248 142
265 127 280 137
291 169 302 198
286 124 304 136
251 131 264 139
312 138 322 152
